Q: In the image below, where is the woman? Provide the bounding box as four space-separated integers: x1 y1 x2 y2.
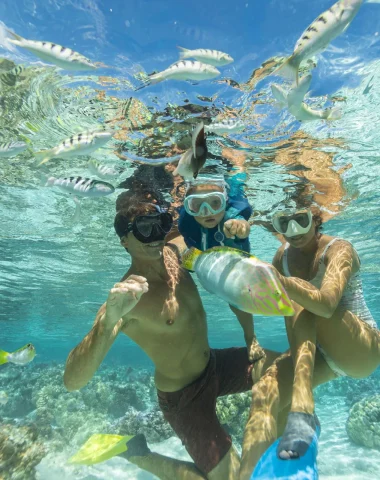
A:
267 206 380 460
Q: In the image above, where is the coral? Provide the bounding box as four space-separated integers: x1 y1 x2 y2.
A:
346 395 380 451
0 423 45 480
216 392 251 444
114 406 175 443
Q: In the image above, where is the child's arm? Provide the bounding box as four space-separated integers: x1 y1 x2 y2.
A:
229 305 265 365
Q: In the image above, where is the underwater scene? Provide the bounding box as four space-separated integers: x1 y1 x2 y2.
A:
1 0 380 479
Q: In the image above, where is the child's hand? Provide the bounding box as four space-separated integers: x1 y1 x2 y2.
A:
223 219 250 239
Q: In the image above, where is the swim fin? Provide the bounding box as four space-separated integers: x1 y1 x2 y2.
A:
0 350 9 365
68 433 134 465
250 425 320 480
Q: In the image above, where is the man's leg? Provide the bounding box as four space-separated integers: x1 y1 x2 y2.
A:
119 434 206 480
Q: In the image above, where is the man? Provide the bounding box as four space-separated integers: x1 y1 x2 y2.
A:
64 191 280 480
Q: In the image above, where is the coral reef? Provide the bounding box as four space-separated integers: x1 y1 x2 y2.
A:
0 423 45 480
216 392 251 444
314 372 380 407
346 395 380 451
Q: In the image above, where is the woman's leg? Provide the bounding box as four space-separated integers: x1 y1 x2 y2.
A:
239 345 335 478
315 307 380 378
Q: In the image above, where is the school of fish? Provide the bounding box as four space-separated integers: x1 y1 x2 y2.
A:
0 0 377 212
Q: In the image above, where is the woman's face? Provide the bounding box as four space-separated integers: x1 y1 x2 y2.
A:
285 219 317 248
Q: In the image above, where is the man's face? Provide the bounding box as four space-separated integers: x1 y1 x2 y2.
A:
121 232 165 261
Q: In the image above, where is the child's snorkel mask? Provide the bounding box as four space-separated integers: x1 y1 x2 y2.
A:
184 175 228 218
272 209 313 237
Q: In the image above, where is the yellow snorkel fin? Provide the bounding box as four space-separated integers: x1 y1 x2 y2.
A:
68 434 134 465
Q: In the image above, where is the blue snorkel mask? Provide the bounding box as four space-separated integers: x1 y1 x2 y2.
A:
184 175 228 218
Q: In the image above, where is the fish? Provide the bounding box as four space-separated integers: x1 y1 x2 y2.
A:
0 343 36 366
6 29 97 71
205 118 245 135
274 0 364 84
182 246 295 316
44 176 115 198
173 122 208 180
0 141 27 157
177 47 233 66
122 152 182 166
34 130 113 166
0 65 25 86
137 61 220 90
289 103 342 121
0 391 8 406
271 75 342 122
88 160 120 180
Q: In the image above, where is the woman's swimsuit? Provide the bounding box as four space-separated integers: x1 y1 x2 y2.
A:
282 238 377 376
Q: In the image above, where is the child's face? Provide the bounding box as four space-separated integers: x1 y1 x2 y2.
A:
189 185 226 229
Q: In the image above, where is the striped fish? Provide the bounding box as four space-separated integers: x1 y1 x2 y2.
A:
0 141 27 157
274 0 364 84
45 176 115 197
205 118 245 134
35 131 113 166
271 75 342 122
137 60 220 90
6 29 97 71
178 47 233 66
0 65 25 86
88 160 121 180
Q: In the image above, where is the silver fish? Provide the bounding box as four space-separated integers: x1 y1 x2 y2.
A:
0 65 25 86
45 176 115 198
173 122 207 180
123 152 182 166
275 0 364 84
35 131 113 166
0 343 36 366
271 75 341 122
7 29 97 71
0 141 27 157
88 160 120 180
178 47 233 66
205 118 245 134
138 61 220 89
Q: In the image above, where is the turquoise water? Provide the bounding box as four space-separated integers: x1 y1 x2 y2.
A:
1 0 380 478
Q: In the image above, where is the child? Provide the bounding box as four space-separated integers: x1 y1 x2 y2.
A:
178 175 265 364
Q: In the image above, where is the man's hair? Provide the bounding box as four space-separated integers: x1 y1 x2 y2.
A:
114 191 166 239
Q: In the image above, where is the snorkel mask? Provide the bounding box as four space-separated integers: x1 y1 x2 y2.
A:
125 204 173 243
184 175 228 217
272 209 313 238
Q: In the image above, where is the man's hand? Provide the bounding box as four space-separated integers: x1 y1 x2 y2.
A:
223 219 250 239
248 336 267 383
105 275 148 328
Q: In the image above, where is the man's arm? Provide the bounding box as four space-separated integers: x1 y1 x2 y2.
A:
63 304 124 391
64 275 148 391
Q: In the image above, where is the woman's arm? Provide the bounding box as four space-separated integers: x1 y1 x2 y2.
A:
278 241 357 318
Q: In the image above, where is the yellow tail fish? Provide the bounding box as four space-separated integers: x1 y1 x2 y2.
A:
182 247 294 316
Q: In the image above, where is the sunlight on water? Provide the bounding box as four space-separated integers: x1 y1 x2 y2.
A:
1 0 380 479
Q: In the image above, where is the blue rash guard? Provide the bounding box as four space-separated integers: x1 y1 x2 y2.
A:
178 195 252 253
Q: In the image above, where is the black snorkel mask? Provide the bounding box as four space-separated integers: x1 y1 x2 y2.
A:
125 204 173 244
